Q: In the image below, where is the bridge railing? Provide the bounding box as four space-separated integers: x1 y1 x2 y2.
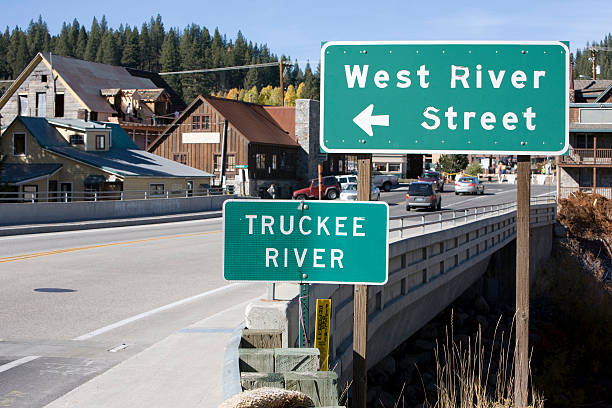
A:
0 186 235 203
388 196 555 240
301 200 557 385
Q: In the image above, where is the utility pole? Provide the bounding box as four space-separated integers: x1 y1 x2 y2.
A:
353 153 372 408
592 48 597 80
514 155 531 407
279 60 285 106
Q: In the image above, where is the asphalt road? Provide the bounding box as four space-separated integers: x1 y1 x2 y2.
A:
0 181 554 407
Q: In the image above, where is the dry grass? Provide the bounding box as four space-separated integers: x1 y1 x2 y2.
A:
424 312 544 408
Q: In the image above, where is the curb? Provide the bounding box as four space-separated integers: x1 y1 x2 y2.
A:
0 211 222 237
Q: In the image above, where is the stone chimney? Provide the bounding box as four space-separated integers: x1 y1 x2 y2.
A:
294 99 320 181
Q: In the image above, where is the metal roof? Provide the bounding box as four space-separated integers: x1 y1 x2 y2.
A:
0 163 62 185
8 117 213 178
47 118 110 131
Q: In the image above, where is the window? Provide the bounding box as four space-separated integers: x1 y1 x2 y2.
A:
13 133 25 156
280 152 287 169
388 163 401 172
55 94 64 117
214 155 222 172
173 152 188 165
149 183 165 196
192 116 200 130
323 176 337 186
256 153 266 169
70 134 84 145
18 95 28 115
22 185 38 202
271 154 277 170
36 92 46 117
202 115 211 129
374 163 386 172
96 135 105 150
41 74 47 82
226 155 235 170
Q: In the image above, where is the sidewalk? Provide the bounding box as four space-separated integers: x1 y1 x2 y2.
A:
0 210 222 237
44 299 252 408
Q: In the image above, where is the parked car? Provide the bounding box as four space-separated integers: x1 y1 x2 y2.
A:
418 171 444 191
372 172 399 192
292 176 341 200
454 176 485 195
339 183 380 201
335 174 358 190
406 182 441 211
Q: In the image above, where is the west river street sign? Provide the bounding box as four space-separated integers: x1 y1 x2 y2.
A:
320 41 569 155
223 199 389 284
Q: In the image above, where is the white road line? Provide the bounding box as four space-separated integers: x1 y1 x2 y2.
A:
535 191 556 197
73 283 247 341
449 189 515 207
0 355 40 373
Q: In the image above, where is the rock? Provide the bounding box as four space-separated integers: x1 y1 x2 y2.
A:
474 295 490 314
219 387 314 408
414 340 436 352
378 355 397 376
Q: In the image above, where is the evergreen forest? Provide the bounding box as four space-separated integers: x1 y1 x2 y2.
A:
574 34 612 79
0 15 320 104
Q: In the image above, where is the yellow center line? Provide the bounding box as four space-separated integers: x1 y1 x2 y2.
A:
0 230 222 264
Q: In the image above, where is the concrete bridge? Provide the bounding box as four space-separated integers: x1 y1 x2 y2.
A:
244 200 557 386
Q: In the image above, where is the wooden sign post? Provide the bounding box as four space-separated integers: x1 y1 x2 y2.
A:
354 153 372 408
514 155 531 406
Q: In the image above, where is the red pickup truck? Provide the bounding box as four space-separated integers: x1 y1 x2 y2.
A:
292 176 341 200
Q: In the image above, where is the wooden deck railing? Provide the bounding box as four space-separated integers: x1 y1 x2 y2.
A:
560 148 612 165
559 186 612 199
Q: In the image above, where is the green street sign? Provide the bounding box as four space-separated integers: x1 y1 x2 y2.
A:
320 41 569 155
235 164 248 169
223 199 389 284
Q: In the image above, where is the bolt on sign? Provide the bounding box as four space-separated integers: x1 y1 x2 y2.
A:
320 41 569 155
314 299 332 371
223 200 389 284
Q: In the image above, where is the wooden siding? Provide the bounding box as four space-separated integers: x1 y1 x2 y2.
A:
0 60 84 124
151 99 297 180
570 107 579 123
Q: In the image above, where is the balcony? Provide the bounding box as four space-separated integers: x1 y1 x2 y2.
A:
559 186 612 199
559 148 612 165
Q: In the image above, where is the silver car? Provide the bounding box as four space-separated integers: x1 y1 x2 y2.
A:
339 183 380 201
454 176 485 195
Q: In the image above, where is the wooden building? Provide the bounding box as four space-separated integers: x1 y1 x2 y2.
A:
558 79 612 199
0 117 212 201
0 53 184 150
149 96 301 197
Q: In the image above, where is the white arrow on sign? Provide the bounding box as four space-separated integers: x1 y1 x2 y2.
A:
353 104 390 136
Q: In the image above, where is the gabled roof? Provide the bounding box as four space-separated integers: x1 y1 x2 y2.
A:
40 52 157 113
0 53 184 115
5 117 213 178
594 82 612 103
149 96 299 151
574 79 612 103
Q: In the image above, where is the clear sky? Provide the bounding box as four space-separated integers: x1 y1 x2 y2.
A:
3 0 611 65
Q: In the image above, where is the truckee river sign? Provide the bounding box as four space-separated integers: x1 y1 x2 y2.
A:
320 41 569 155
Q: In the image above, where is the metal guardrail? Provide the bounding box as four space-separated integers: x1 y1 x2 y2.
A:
0 186 235 203
389 196 556 239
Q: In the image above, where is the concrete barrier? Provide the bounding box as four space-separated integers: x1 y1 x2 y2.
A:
0 195 236 226
246 203 557 386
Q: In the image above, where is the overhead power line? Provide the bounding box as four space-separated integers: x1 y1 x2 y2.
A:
159 60 319 76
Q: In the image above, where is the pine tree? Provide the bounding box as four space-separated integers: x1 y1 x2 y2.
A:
160 28 181 96
68 19 80 57
139 23 152 71
303 63 316 99
75 26 88 59
149 15 165 72
121 26 140 67
7 28 29 78
84 17 101 61
54 22 72 56
99 30 119 65
0 27 9 79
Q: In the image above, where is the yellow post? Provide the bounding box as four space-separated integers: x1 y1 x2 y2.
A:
314 299 331 371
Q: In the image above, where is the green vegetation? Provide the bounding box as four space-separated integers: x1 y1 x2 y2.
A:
464 162 482 176
574 34 612 79
0 15 320 103
436 155 469 174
